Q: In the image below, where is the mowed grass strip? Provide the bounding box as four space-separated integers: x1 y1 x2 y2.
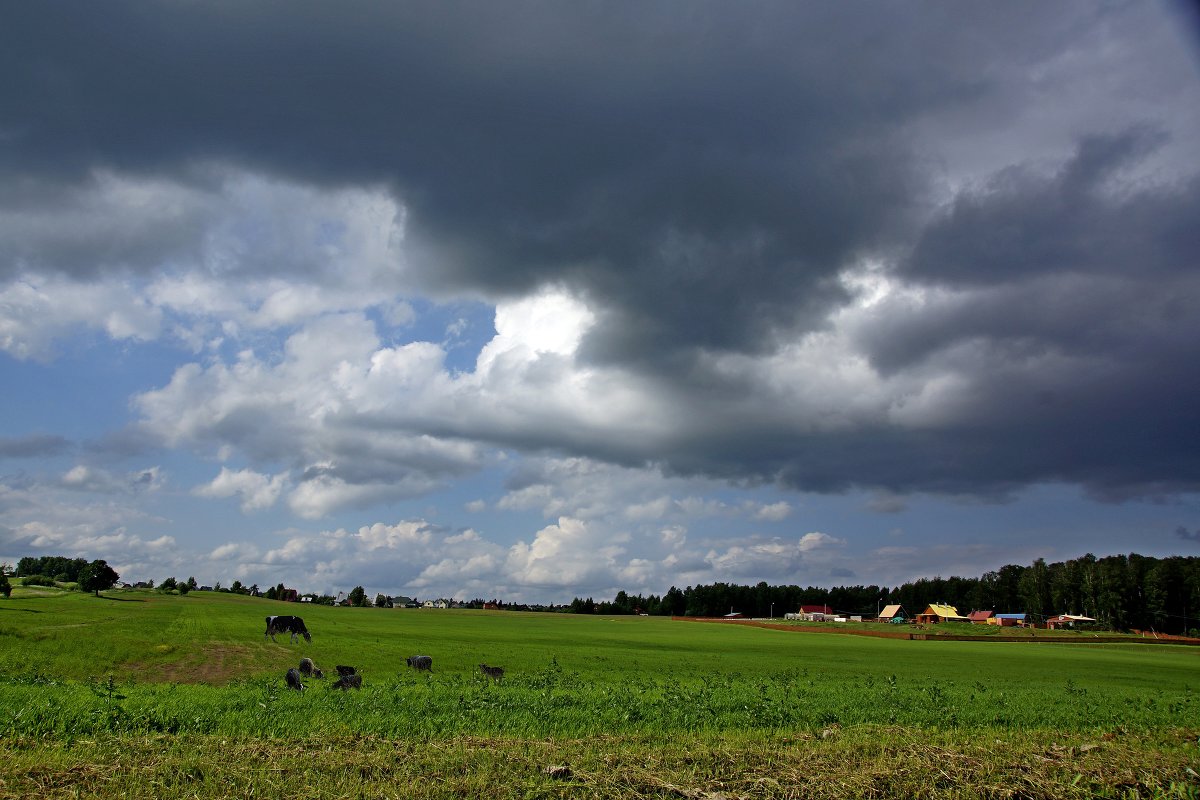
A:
1 728 1197 800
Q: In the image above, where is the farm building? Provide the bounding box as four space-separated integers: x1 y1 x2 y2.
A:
799 604 834 615
967 610 994 624
878 604 907 623
915 604 970 624
988 613 1027 627
1046 614 1097 629
796 604 834 621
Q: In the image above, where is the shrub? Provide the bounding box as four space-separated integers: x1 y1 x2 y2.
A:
21 575 56 587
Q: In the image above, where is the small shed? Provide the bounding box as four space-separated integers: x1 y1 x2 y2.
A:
967 610 994 624
878 604 907 623
915 604 970 624
988 613 1027 627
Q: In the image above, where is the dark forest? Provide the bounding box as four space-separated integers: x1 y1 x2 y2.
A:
570 553 1200 635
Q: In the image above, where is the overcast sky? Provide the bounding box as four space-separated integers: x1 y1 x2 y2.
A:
2 2 1198 603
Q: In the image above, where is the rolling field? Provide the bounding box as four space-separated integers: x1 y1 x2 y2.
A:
1 588 1198 798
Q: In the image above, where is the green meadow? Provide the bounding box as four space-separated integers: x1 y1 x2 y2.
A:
1 588 1197 798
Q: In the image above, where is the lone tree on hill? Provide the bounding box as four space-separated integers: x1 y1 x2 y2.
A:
78 560 120 597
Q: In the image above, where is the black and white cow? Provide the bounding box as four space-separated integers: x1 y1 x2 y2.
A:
405 655 433 672
285 667 305 691
264 615 311 643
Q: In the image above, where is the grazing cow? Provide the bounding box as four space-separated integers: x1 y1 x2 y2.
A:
264 615 311 644
335 664 357 677
285 667 305 691
405 655 433 672
299 657 324 679
331 673 362 690
479 663 504 681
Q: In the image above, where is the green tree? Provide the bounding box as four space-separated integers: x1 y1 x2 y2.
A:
78 560 120 597
613 590 631 614
185 576 198 591
661 586 686 616
374 593 389 608
157 576 177 592
348 585 368 607
1019 558 1051 620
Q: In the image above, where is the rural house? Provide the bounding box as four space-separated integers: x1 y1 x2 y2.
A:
967 610 994 624
988 613 1027 627
915 604 970 624
798 604 834 621
878 604 908 623
1046 614 1097 629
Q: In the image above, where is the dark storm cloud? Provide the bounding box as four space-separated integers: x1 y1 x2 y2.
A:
901 128 1197 291
836 130 1200 496
3 2 1197 501
0 434 71 459
1177 527 1200 543
2 1 1078 349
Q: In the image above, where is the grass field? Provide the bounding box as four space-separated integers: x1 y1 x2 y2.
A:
1 587 1197 798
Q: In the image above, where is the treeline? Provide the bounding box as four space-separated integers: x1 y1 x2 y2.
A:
570 553 1200 635
8 556 120 596
15 556 90 583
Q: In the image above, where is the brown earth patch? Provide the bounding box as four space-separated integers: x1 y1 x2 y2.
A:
123 642 270 684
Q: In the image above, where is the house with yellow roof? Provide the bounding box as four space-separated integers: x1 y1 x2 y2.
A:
915 604 970 624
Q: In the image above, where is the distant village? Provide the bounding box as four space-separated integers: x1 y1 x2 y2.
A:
780 603 1096 631
164 578 1102 632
